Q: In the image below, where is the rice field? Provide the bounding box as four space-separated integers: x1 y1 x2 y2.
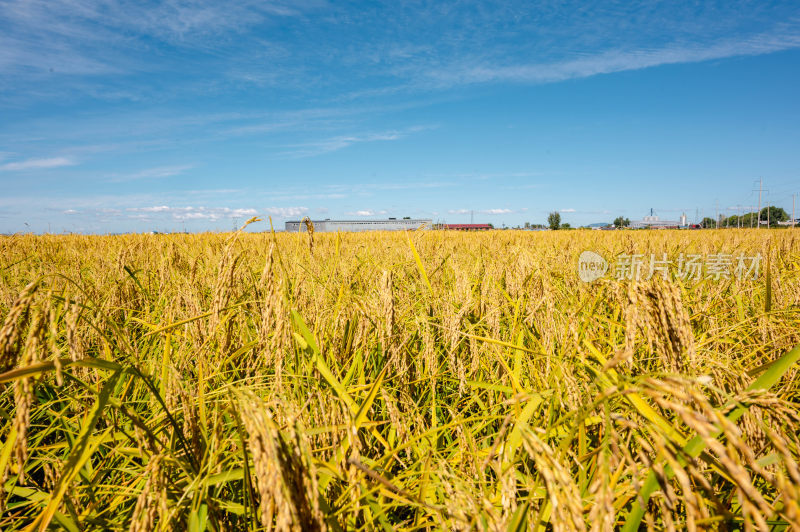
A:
1 226 799 530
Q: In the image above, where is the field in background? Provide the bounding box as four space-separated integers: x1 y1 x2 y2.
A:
1 228 799 530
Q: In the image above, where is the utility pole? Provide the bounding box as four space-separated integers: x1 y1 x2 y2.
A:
715 200 719 229
767 199 770 228
757 178 763 228
793 194 796 229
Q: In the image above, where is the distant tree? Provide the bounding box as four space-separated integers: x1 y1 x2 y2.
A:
487 223 494 229
562 223 571 229
548 211 561 230
524 222 530 229
613 216 630 228
739 211 758 228
701 217 716 228
760 206 789 227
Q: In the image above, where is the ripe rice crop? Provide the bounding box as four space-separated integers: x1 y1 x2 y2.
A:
1 227 799 530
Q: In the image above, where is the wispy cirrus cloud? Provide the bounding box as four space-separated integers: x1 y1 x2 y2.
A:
281 125 436 158
107 164 194 182
0 0 321 76
288 132 401 157
0 156 75 171
423 29 800 89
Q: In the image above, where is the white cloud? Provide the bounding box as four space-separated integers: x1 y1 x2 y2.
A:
560 208 576 213
0 157 75 171
448 209 470 215
482 208 512 215
230 208 259 217
63 209 79 215
129 206 172 213
263 206 308 218
124 205 261 221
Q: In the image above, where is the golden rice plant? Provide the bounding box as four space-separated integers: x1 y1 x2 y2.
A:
0 227 799 530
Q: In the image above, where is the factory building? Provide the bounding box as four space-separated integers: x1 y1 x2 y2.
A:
629 211 687 229
285 218 431 232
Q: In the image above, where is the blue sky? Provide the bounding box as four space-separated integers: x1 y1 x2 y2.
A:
1 0 799 233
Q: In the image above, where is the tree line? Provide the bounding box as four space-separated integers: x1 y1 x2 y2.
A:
542 207 791 230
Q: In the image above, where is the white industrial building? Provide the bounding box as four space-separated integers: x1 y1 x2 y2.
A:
629 212 687 229
285 218 432 232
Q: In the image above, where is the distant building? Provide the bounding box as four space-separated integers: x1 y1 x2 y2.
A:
630 213 685 229
285 218 431 232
